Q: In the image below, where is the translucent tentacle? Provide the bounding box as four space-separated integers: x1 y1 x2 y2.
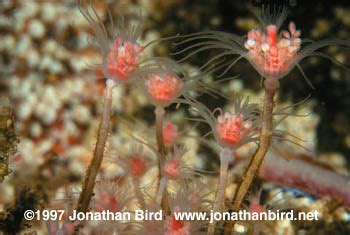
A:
142 34 180 49
173 31 245 47
217 56 244 77
299 39 350 60
296 64 315 89
309 52 350 73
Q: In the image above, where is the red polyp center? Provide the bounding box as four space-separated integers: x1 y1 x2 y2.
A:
215 113 251 147
249 202 265 215
189 192 201 204
163 121 179 145
267 25 278 46
244 22 301 79
106 39 143 81
171 216 184 231
145 73 181 106
164 159 180 179
128 156 146 177
165 207 190 235
108 196 118 211
98 192 119 212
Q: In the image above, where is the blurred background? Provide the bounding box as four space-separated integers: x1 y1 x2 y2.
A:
0 0 349 234
2 0 348 162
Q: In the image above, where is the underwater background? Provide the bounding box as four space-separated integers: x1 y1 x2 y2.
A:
0 0 349 234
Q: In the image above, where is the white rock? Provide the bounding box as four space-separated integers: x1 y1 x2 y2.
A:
16 35 32 56
70 55 91 72
42 107 57 124
77 32 90 49
49 60 64 74
64 120 79 136
43 85 56 102
68 158 85 175
22 1 40 19
41 2 57 23
43 39 58 54
72 104 91 124
18 102 32 120
1 35 15 50
37 139 54 154
39 54 54 70
34 102 47 118
19 139 43 166
67 146 90 159
28 19 46 39
27 93 38 107
71 7 91 28
1 0 13 8
27 49 40 67
18 79 32 96
30 122 43 137
13 12 25 31
229 79 243 93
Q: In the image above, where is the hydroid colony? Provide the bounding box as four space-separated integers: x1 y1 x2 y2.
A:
0 1 349 234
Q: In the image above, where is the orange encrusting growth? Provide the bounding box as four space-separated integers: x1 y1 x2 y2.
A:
244 22 301 79
215 112 252 147
145 73 181 107
106 39 143 81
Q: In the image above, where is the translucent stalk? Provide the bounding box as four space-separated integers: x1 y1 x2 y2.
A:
225 79 279 234
154 106 170 215
155 106 166 156
76 79 115 214
207 148 232 235
131 177 146 210
156 177 168 205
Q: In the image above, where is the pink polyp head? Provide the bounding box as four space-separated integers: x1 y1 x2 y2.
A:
215 112 252 148
106 39 143 81
168 216 184 233
96 192 119 212
145 72 181 107
127 156 146 177
188 192 201 204
249 201 265 214
165 206 190 235
164 159 180 179
244 22 301 80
